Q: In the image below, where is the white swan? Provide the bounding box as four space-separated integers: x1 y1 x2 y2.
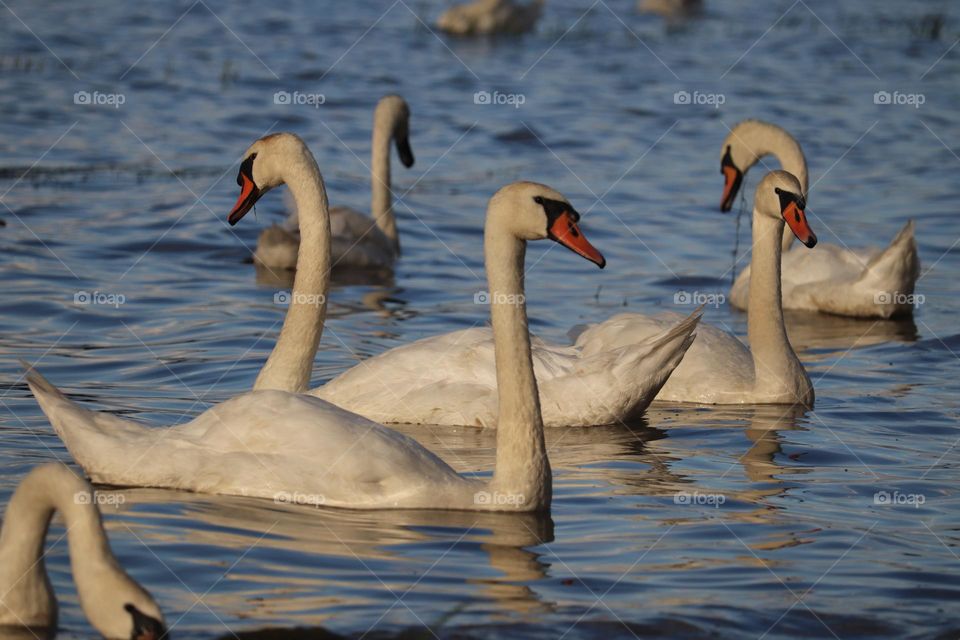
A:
572 171 817 405
721 119 919 319
437 0 543 36
311 307 700 428
27 133 604 511
0 463 165 639
254 95 414 271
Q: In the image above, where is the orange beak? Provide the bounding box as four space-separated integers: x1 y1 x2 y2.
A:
228 172 261 225
547 211 606 268
782 200 817 248
721 163 743 212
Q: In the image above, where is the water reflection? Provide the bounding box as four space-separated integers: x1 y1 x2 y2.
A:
102 488 554 632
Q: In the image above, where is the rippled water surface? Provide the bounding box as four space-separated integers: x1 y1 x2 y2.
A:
1 1 959 638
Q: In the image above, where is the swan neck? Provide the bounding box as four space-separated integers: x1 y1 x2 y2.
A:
254 159 331 393
371 118 399 254
0 467 120 626
740 123 808 252
484 223 550 511
747 210 802 396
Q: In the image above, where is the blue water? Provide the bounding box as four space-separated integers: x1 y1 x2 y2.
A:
1 1 959 638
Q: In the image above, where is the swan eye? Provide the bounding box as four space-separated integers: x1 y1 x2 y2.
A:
533 196 544 205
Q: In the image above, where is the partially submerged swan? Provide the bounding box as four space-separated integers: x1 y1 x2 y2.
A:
437 0 543 36
721 119 919 319
28 133 604 511
254 95 414 271
0 463 165 639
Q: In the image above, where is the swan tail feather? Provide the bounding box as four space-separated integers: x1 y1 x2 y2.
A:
860 220 920 317
23 364 156 483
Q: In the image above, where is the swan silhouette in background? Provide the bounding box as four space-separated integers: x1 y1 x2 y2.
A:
255 95 414 271
0 463 165 640
27 133 604 511
437 0 543 36
721 119 919 319
572 171 817 406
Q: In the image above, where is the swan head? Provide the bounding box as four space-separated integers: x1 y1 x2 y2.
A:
488 182 606 268
755 170 817 248
228 132 316 225
376 95 414 168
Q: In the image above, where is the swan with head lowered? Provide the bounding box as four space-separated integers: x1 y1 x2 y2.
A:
721 119 919 319
0 463 165 640
569 170 817 406
26 132 604 511
254 95 414 271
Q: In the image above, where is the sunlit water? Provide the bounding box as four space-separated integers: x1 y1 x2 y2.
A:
1 1 959 638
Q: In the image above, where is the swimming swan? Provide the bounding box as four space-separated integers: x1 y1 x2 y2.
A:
254 95 414 271
27 133 604 511
721 119 919 319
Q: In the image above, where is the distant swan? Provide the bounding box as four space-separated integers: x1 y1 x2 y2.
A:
27 132 603 511
721 119 919 319
437 0 544 36
0 463 165 640
254 95 414 271
570 171 817 405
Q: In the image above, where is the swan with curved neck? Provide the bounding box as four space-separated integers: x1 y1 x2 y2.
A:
27 133 604 510
0 464 165 639
721 119 919 319
254 95 414 271
572 170 816 405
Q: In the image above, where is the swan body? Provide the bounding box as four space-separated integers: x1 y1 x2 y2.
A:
721 119 919 318
29 132 604 511
571 171 817 406
437 0 543 36
638 0 702 19
254 95 414 271
312 310 700 428
0 463 165 639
